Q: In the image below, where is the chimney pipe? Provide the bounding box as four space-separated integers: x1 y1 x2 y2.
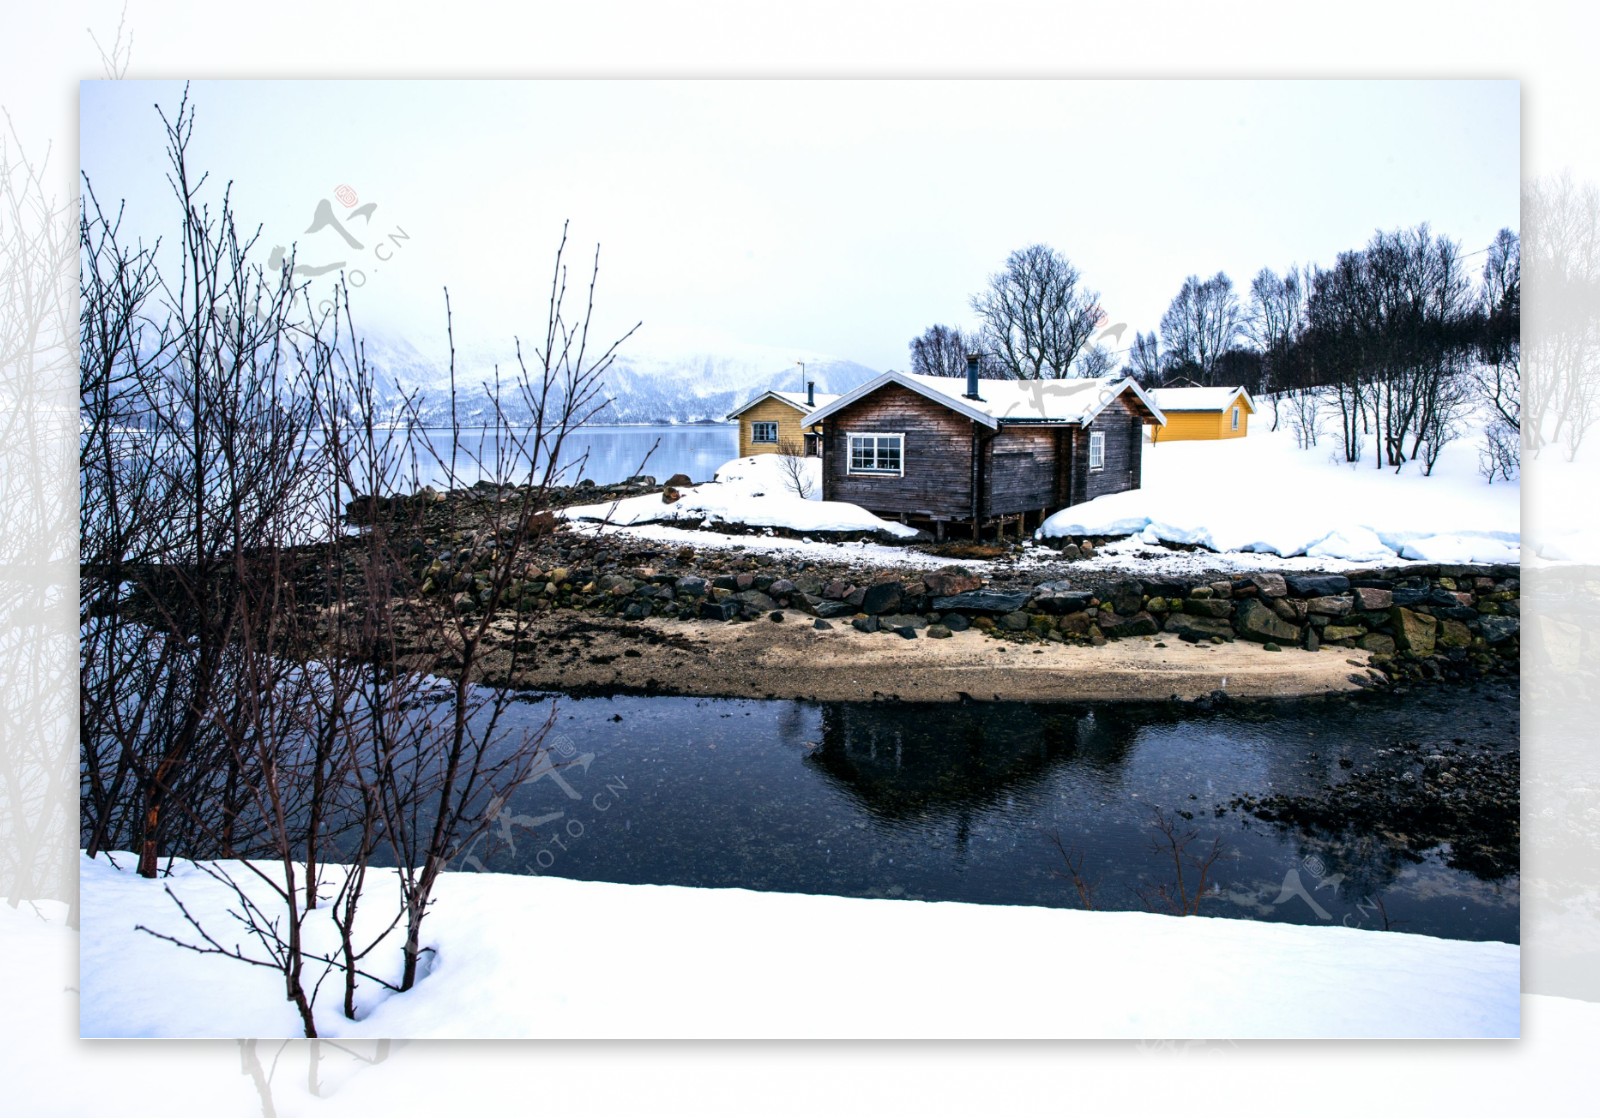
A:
807 380 815 408
964 353 982 400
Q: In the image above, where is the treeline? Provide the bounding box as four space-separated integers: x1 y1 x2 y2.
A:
907 223 1522 476
79 89 631 1035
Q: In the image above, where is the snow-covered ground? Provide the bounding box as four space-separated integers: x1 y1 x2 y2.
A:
559 454 922 539
1039 413 1519 566
77 851 1517 1040
559 407 1519 572
1525 438 1600 565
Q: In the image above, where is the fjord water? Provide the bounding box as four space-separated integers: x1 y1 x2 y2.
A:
410 423 738 490
464 683 1519 944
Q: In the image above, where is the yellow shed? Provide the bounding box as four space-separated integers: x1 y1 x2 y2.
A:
726 387 838 457
1148 386 1255 443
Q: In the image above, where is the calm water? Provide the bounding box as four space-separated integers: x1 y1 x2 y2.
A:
456 684 1519 944
410 424 737 490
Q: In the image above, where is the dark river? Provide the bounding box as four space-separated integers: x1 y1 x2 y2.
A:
452 683 1519 944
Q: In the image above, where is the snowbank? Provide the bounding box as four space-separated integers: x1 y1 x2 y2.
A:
79 852 1518 1039
558 454 921 538
1040 415 1520 566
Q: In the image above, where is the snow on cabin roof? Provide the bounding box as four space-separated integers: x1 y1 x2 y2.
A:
800 370 1165 429
1149 386 1254 413
724 389 840 421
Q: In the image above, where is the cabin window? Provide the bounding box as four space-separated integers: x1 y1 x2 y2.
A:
751 421 778 443
1089 430 1106 471
848 433 904 476
1231 406 1240 431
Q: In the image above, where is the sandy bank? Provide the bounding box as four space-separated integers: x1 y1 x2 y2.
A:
496 613 1379 703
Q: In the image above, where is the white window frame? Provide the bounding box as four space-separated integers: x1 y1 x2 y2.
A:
1088 430 1106 471
750 420 779 444
1231 406 1241 431
846 431 904 476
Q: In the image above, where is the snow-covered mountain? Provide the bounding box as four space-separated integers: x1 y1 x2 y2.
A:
350 330 883 426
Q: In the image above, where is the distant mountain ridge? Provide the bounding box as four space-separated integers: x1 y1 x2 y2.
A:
352 331 884 426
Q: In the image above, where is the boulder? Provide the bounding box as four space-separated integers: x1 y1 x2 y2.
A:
1235 599 1300 645
1034 587 1095 615
734 590 778 612
1305 594 1354 617
1183 598 1233 619
664 472 693 487
1357 633 1396 655
861 581 904 615
931 589 1033 614
1110 579 1144 615
1437 618 1473 648
673 575 708 597
1390 606 1437 655
699 599 738 621
661 487 681 504
893 625 918 640
927 624 953 639
1056 611 1096 638
998 611 1031 632
1164 613 1234 642
923 569 984 596
1103 611 1159 638
1247 572 1288 598
879 613 927 631
1321 623 1366 643
1479 616 1519 645
1352 586 1393 611
801 595 855 619
940 613 971 632
1286 574 1351 597
813 619 834 630
767 578 797 597
852 616 879 633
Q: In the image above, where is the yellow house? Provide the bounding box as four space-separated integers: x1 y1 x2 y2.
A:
726 386 838 457
1148 386 1255 443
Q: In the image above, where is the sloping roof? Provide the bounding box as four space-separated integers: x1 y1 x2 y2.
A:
1149 386 1255 414
724 389 840 422
800 370 1165 429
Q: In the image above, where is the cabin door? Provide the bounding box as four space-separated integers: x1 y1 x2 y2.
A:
1054 430 1074 508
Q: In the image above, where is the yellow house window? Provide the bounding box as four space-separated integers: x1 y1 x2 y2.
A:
1231 406 1240 431
751 421 778 443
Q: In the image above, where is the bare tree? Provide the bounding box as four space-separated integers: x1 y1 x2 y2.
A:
1247 266 1307 430
1159 272 1242 385
1073 342 1117 379
1124 330 1162 384
971 243 1102 379
909 323 973 378
1135 808 1227 917
1523 173 1600 457
773 438 814 498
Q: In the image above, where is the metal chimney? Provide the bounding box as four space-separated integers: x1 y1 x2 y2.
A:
964 353 982 400
807 380 815 407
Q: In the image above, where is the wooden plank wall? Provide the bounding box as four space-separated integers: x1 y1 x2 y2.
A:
821 383 974 519
985 426 1058 514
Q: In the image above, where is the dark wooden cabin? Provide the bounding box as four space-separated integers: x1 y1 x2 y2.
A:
800 363 1165 539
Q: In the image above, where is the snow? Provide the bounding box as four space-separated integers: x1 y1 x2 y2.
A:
1039 408 1520 567
77 851 1518 1040
558 453 922 538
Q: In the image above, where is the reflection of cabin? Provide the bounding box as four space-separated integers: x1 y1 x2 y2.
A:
726 382 838 457
1147 386 1254 443
800 357 1165 539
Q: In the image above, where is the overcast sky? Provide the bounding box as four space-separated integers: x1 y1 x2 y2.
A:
79 79 1519 371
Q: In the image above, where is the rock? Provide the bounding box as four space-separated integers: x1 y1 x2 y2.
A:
940 612 970 632
768 611 785 623
673 575 708 596
712 574 740 591
626 475 657 486
852 616 879 633
923 568 984 596
1249 572 1289 598
1286 574 1351 597
861 581 904 615
1321 623 1366 643
813 619 834 630
767 578 797 597
998 611 1031 632
662 487 681 503
1029 614 1055 636
699 599 738 621
808 597 857 619
1358 633 1397 655
1164 613 1234 642
879 613 926 631
1111 579 1144 615
1305 594 1354 616
1353 586 1393 611
893 625 918 640
1103 611 1159 638
1189 585 1214 600
1059 543 1082 560
931 589 1032 614
1437 618 1473 648
622 601 652 620
1208 581 1233 599
664 472 693 487
735 573 757 591
1390 606 1437 655
1056 611 1096 638
823 579 849 599
1263 642 1282 652
1235 598 1300 645
735 590 778 611
1033 587 1095 615
1479 615 1519 645
927 624 953 639
1303 627 1320 652
1183 598 1233 619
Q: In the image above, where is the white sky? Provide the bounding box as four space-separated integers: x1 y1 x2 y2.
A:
79 79 1519 370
